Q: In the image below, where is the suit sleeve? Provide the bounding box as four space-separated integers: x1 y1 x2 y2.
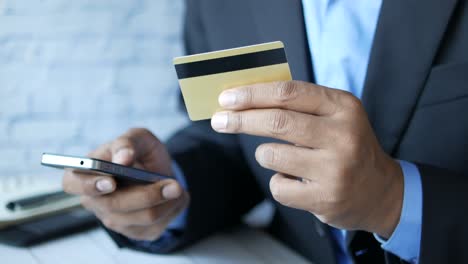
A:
166 1 263 251
106 0 264 253
374 161 422 263
162 121 263 252
417 164 468 263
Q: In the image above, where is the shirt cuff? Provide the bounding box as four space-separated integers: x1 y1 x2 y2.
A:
167 160 188 229
373 160 422 263
129 160 189 250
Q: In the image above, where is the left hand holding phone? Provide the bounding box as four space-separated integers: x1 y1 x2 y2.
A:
62 128 190 241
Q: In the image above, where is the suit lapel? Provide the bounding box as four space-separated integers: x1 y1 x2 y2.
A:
347 0 457 249
247 0 313 83
243 0 315 181
362 0 458 154
244 0 314 149
241 1 338 261
245 0 458 251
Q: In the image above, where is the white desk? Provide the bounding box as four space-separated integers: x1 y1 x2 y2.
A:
0 227 312 264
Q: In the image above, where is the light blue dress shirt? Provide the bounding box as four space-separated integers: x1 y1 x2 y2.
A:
129 161 187 250
133 1 423 263
301 0 422 263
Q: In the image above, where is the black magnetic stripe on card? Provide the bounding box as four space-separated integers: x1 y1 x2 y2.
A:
175 48 287 79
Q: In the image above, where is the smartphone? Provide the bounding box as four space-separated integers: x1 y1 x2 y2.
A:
41 153 174 184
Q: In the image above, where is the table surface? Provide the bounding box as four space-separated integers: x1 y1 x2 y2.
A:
0 227 312 264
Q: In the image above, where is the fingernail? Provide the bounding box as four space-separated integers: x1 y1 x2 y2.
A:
96 179 114 193
271 183 280 198
258 147 274 165
162 184 181 200
211 112 228 131
219 91 237 107
113 148 132 164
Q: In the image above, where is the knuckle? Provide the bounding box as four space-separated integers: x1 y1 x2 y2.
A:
269 176 281 201
113 137 133 151
314 191 343 216
329 177 347 196
311 191 327 211
268 110 292 136
181 192 191 208
328 167 352 193
316 214 335 225
84 178 99 195
143 209 160 224
124 128 158 146
301 118 318 138
333 123 361 154
173 200 188 216
128 127 150 136
229 112 243 133
130 233 147 241
107 197 122 212
138 229 163 241
257 145 283 167
102 218 119 231
348 139 362 157
340 92 362 111
62 178 72 194
275 81 298 103
88 143 110 159
330 163 348 180
62 171 80 194
142 128 158 141
80 196 92 210
240 88 254 106
142 187 158 206
340 131 362 157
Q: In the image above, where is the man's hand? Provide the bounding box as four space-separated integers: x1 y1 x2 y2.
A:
211 81 403 238
62 128 189 241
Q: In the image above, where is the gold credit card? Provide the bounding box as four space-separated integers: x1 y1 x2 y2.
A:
173 41 292 121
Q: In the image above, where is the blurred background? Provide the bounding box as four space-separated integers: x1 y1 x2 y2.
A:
0 1 278 259
0 0 188 181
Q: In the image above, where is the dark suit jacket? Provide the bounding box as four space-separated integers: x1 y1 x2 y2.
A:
111 0 468 263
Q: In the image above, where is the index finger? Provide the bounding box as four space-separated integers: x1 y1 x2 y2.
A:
108 128 171 175
218 81 346 115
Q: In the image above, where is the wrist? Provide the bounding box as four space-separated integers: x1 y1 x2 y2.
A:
370 157 404 238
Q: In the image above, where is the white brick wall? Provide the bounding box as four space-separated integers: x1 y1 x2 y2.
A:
0 0 188 178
